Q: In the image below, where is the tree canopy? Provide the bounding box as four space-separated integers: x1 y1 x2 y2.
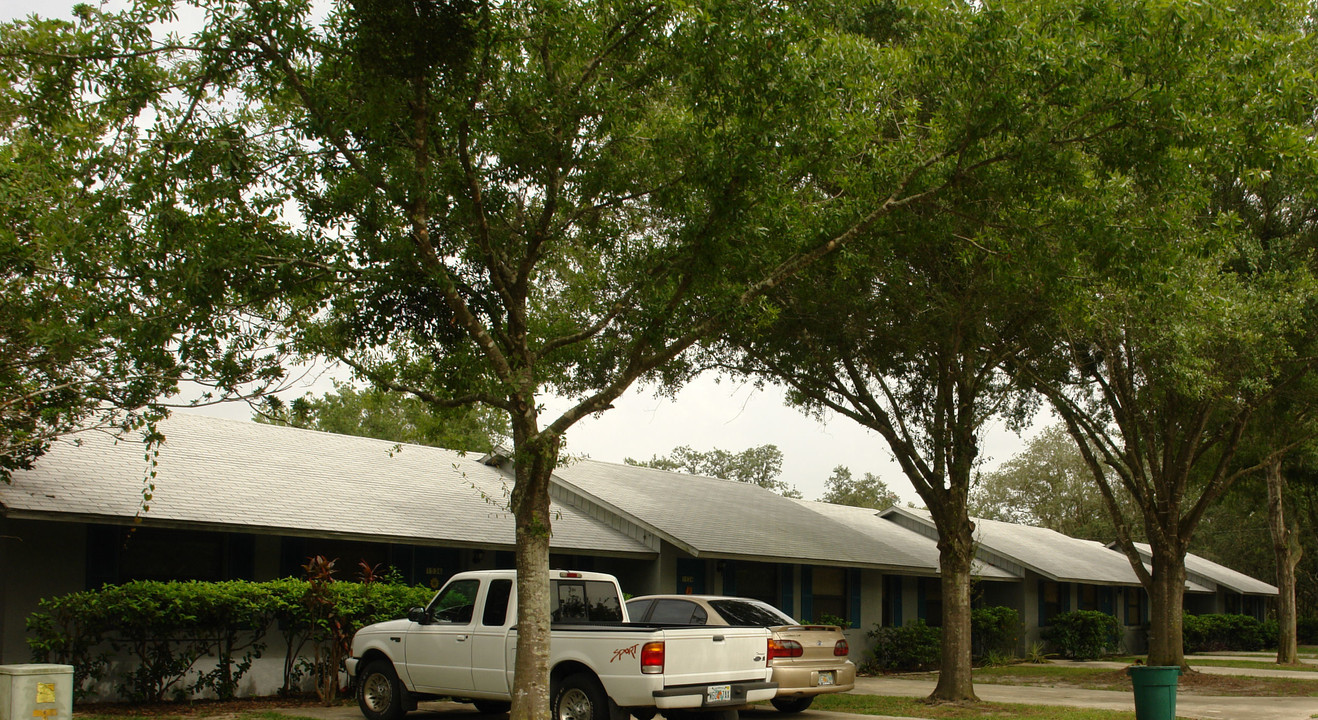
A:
821 465 898 510
970 425 1131 542
0 1 896 715
255 381 508 453
626 444 801 497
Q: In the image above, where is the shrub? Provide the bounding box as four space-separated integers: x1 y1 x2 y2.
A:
1043 610 1121 660
1297 616 1318 645
1182 613 1272 653
866 620 941 671
972 606 1020 659
26 577 432 702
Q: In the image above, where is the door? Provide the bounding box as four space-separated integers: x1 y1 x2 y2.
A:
471 578 514 695
405 578 480 693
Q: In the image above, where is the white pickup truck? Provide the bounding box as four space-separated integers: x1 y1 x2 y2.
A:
345 570 778 720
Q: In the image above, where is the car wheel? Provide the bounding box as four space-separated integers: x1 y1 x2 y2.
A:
553 674 609 720
357 659 407 720
473 701 511 715
770 696 814 714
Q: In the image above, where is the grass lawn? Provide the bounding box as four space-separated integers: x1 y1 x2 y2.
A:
811 693 1157 720
968 663 1318 697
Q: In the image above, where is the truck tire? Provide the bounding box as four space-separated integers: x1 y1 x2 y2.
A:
473 701 511 715
770 697 813 714
553 674 609 720
357 659 406 720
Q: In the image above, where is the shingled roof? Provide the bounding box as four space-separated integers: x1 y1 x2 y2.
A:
796 500 1017 580
1128 542 1278 596
882 506 1143 586
0 413 653 556
552 458 974 571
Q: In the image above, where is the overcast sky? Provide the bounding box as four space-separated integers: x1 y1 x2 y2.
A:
5 0 1044 505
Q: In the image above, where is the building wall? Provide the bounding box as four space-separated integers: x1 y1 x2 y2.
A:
0 518 88 665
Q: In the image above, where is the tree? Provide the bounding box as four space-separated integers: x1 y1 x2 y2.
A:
1 2 909 717
820 465 897 510
255 381 508 453
626 444 801 497
716 0 1297 700
0 5 296 482
970 425 1130 542
1017 1 1318 667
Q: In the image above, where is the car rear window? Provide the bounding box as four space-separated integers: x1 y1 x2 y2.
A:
552 579 623 623
708 599 795 626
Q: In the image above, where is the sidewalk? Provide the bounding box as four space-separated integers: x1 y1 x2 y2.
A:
851 674 1318 720
1046 658 1318 680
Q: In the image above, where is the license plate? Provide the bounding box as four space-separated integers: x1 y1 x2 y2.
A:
818 671 835 686
706 685 731 703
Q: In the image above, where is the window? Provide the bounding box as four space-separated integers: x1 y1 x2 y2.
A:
649 599 707 624
551 580 623 623
626 598 655 621
1039 581 1067 626
1078 584 1098 611
731 563 779 606
482 579 512 626
428 579 479 624
708 599 794 626
919 577 943 627
882 576 903 627
1124 588 1145 626
86 525 253 586
812 566 847 623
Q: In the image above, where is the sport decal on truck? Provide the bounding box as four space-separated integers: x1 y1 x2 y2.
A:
610 643 640 663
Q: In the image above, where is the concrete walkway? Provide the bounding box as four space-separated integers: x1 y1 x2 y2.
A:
852 674 1318 720
1045 658 1318 680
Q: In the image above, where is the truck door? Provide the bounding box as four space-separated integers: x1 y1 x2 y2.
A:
405 577 479 693
471 578 513 694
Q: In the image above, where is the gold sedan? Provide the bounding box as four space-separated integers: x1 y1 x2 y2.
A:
625 595 856 714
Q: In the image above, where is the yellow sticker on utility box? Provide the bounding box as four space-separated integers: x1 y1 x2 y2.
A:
35 682 56 704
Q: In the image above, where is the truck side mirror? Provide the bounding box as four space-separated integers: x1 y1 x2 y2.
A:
408 607 429 624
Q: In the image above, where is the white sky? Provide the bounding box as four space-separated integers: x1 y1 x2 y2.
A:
5 0 1042 506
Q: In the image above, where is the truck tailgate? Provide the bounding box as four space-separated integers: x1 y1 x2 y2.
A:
658 626 771 685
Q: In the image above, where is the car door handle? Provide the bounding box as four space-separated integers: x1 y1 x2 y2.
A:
712 635 725 642
456 635 470 642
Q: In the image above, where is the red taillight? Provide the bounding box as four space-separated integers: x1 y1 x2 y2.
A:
834 639 849 656
768 638 803 660
641 641 664 674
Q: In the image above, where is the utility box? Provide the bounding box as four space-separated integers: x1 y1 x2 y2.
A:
0 665 73 720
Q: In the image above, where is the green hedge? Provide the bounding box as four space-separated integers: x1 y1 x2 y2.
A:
971 606 1021 659
864 606 1021 672
26 579 432 702
1182 613 1277 653
1298 616 1318 645
866 619 941 671
1042 610 1122 660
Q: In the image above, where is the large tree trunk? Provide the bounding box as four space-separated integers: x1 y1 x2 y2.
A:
930 520 978 702
1265 458 1301 665
1146 543 1187 668
510 427 558 720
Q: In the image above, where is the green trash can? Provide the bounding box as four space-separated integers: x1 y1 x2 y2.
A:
1127 665 1181 720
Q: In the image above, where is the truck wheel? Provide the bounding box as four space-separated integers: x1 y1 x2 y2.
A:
553 674 608 720
357 659 406 720
473 701 511 715
770 697 814 714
